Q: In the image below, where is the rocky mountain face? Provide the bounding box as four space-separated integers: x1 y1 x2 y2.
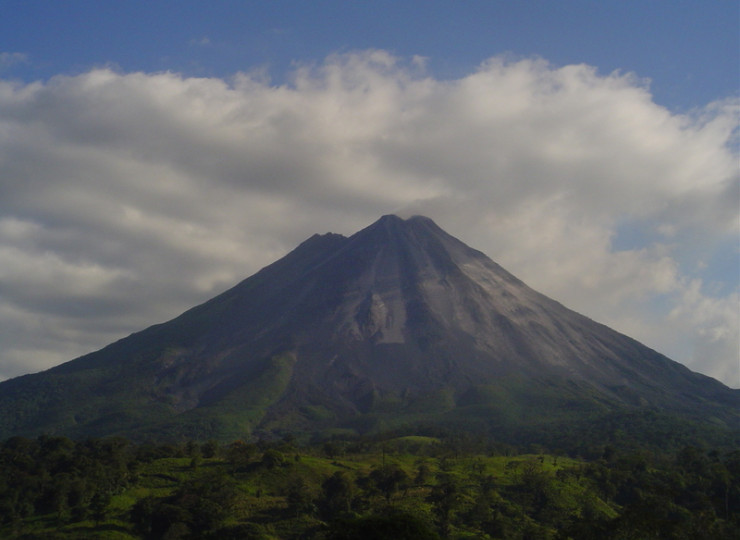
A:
0 215 737 442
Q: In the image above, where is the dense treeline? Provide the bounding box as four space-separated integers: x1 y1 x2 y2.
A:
0 436 134 530
0 434 738 539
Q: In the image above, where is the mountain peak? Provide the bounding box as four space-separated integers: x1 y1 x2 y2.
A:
367 213 440 230
357 213 419 238
377 213 406 224
348 214 458 256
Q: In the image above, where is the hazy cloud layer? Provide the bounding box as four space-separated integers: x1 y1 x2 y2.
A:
1 51 737 386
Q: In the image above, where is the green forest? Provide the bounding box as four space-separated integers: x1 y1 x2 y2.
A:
1 432 738 539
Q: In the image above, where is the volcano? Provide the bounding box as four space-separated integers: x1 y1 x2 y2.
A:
0 215 737 443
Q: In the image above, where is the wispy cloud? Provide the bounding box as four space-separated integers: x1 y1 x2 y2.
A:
0 51 28 69
0 51 737 386
189 36 211 47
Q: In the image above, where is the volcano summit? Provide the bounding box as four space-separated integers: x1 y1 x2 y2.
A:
0 215 737 443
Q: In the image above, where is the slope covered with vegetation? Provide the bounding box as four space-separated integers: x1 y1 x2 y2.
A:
1 433 738 539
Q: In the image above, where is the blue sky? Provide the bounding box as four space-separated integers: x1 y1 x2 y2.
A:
3 1 738 110
0 1 738 387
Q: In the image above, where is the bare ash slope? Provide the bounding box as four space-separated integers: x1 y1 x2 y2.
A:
0 215 736 441
255 215 737 422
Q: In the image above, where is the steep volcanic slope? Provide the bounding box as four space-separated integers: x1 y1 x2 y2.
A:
0 215 737 441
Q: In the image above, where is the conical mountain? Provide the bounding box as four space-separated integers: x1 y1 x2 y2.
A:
0 215 737 443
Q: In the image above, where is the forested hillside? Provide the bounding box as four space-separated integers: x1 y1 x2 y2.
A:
1 433 738 539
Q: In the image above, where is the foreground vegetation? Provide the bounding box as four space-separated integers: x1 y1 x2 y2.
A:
1 434 738 539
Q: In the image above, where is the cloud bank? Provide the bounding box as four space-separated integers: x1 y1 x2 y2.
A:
0 51 737 386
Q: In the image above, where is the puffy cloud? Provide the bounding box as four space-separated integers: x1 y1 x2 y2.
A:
0 51 737 386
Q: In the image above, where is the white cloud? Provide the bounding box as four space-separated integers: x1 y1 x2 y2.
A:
0 52 737 387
